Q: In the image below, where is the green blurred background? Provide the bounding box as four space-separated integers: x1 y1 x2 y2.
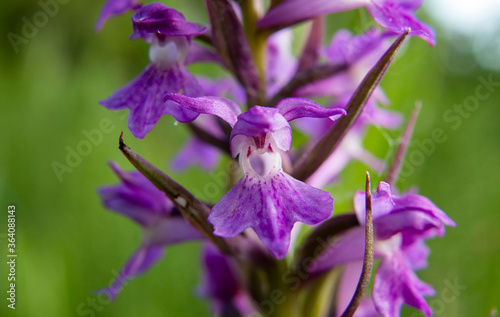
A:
0 0 499 316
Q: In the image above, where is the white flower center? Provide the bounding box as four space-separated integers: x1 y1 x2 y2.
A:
149 40 178 70
248 151 279 176
148 37 189 70
238 135 283 178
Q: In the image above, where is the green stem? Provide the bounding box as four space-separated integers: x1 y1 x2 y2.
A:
261 260 300 317
242 0 267 105
272 291 298 317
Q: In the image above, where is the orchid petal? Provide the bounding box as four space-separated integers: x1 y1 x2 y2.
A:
367 2 435 45
393 194 456 227
209 171 333 259
164 94 241 126
276 97 346 122
258 0 368 29
373 249 435 317
97 246 165 300
100 64 201 138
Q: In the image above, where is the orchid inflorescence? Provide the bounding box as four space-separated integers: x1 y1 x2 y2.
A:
94 0 455 316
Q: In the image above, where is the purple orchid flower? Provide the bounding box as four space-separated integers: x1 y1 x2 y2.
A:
198 243 255 315
163 94 346 258
96 162 203 299
258 0 435 45
99 3 207 139
311 182 455 316
95 0 142 31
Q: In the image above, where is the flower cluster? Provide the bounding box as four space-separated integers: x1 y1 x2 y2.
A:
94 0 454 316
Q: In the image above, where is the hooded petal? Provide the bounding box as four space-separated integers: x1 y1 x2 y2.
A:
230 106 292 156
231 106 289 137
209 170 333 259
100 64 201 138
97 246 165 300
130 2 206 39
